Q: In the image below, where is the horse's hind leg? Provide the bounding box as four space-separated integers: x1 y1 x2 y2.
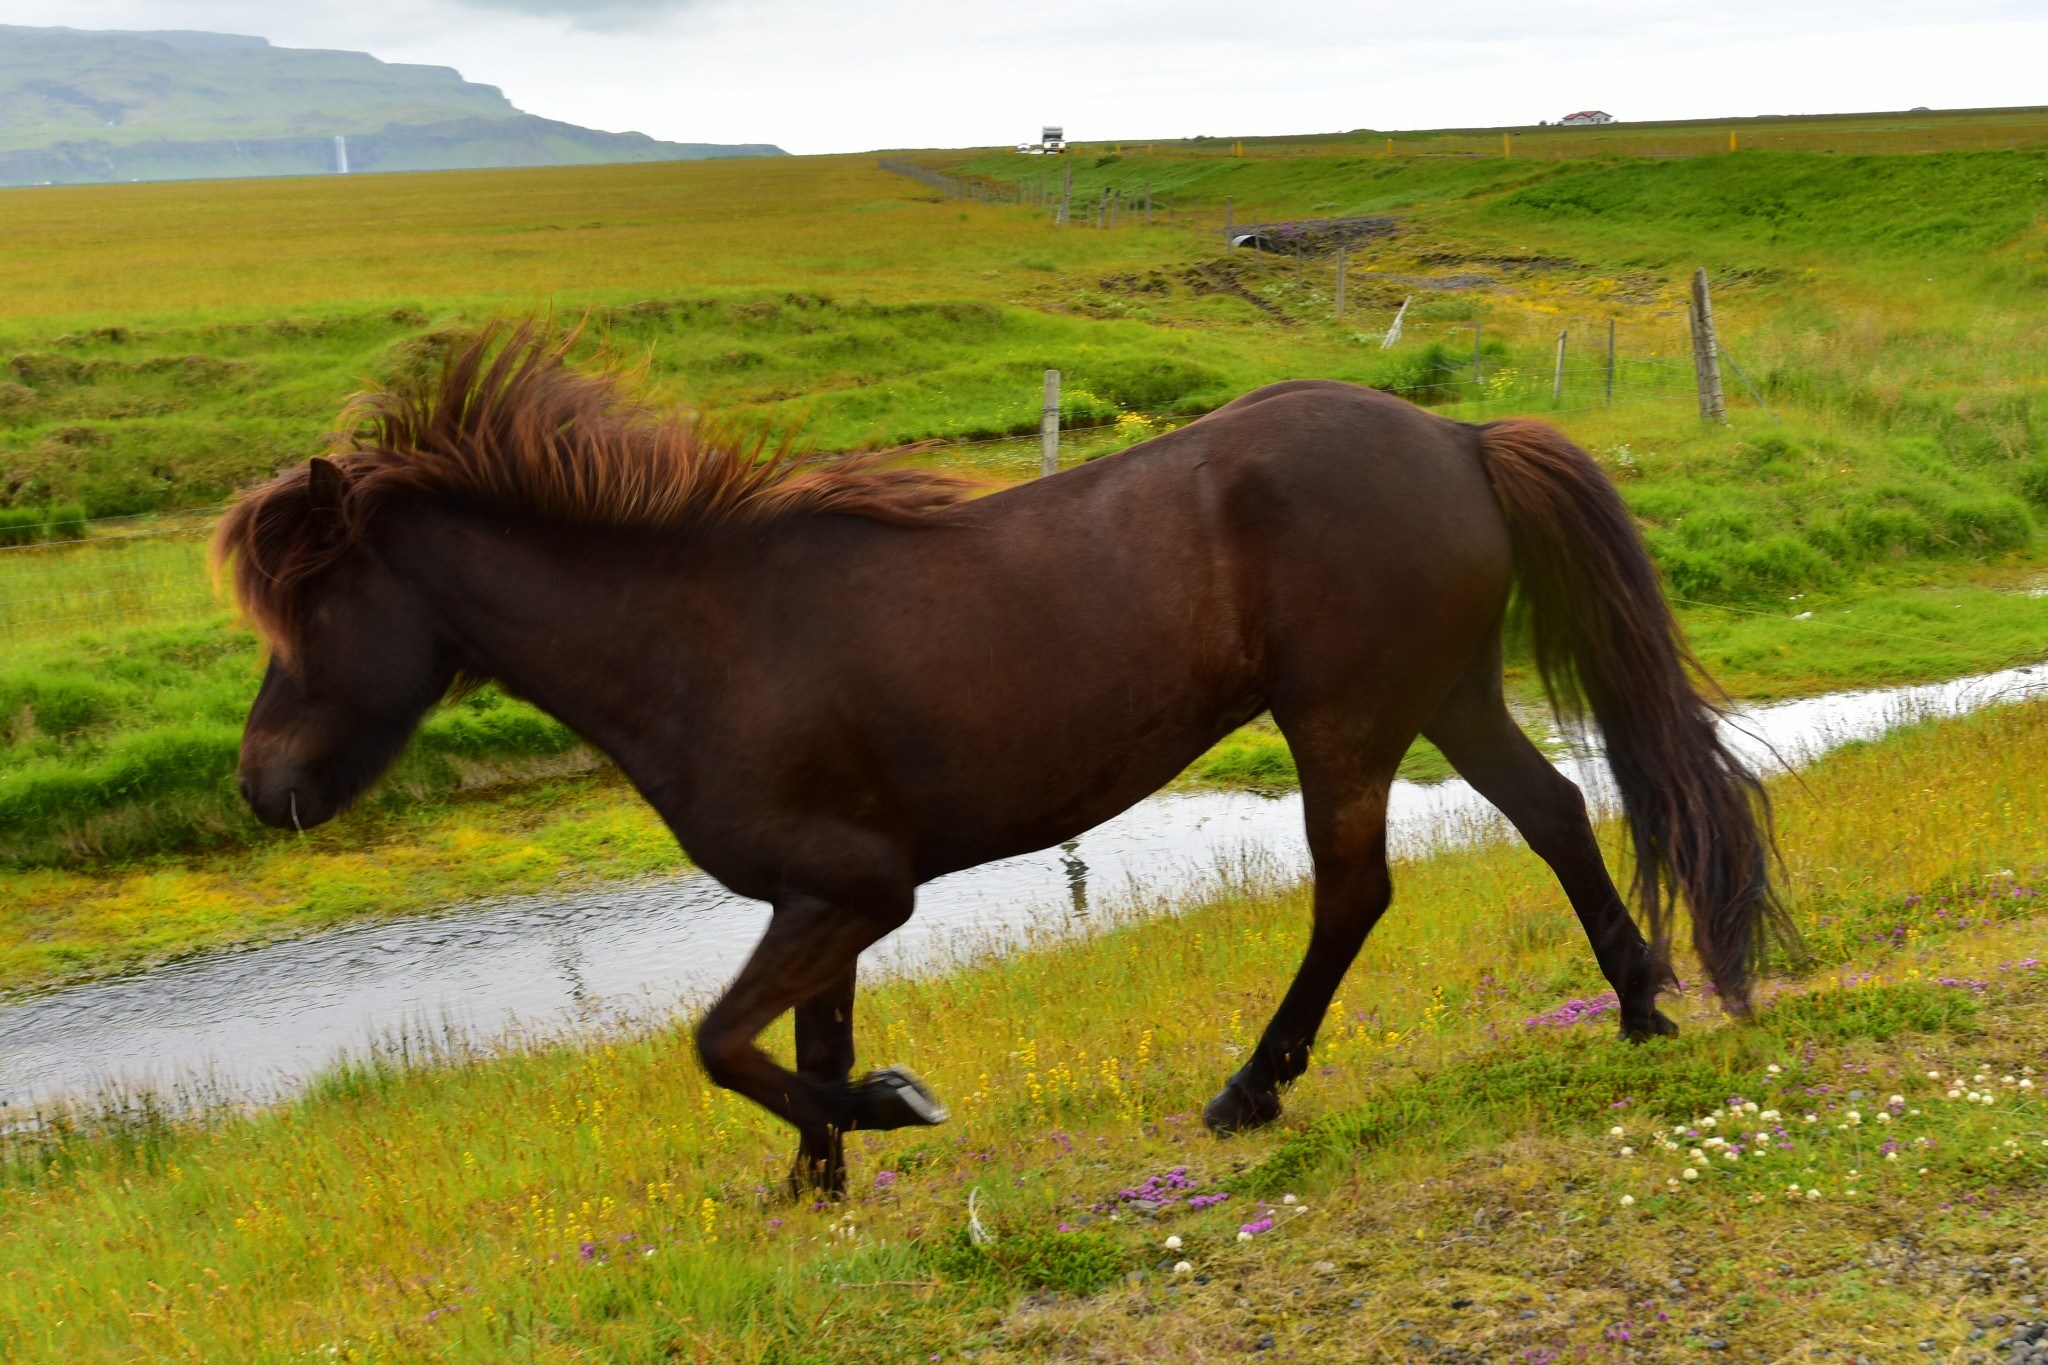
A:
1204 759 1395 1134
1422 639 1675 1040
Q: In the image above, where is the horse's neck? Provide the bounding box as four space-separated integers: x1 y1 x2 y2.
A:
398 507 734 795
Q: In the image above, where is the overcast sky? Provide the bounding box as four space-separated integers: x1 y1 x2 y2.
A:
4 1 2043 154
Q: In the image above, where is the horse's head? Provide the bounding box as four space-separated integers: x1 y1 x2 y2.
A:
220 456 458 832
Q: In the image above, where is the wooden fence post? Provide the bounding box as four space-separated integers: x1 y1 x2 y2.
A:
1110 188 1120 229
1334 251 1348 319
1552 329 1567 402
1605 318 1616 405
1041 371 1061 477
1689 267 1728 423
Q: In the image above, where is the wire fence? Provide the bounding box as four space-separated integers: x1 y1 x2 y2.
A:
0 339 1743 641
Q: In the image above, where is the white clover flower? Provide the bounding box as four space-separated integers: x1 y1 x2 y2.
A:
1805 1188 1821 1200
1282 1194 1298 1205
1174 1260 1194 1275
1846 1111 1862 1125
1683 1168 1700 1181
1786 1183 1802 1194
1610 1126 1626 1138
1927 1070 1941 1080
1760 1110 1781 1122
1876 1112 1892 1124
1742 1102 1760 1114
1948 1089 1963 1100
1164 1235 1183 1250
1804 1114 1819 1124
1691 1149 1708 1162
1767 1064 1782 1075
1237 1230 1254 1243
1885 1152 1899 1161
1967 1092 1982 1103
2022 1079 2035 1090
1981 1093 1996 1106
1666 1178 1680 1189
1672 1125 1687 1135
1619 1194 1635 1207
1619 1147 1635 1157
1701 1116 1718 1129
1723 1151 1739 1162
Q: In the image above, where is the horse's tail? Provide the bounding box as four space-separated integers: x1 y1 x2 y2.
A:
1475 418 1791 1009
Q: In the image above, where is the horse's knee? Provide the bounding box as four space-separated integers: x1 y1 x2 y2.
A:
695 1019 750 1092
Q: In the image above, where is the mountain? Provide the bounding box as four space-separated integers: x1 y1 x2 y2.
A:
0 26 784 186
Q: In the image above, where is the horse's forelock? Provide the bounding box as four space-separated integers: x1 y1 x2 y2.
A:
211 461 354 668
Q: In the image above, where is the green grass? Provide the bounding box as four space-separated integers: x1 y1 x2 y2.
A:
0 619 585 866
3 693 2044 1362
0 140 2045 962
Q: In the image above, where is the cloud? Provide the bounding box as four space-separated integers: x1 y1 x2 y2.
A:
2 0 2043 151
441 0 709 31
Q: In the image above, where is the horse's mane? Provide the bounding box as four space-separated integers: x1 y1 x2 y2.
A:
213 321 972 662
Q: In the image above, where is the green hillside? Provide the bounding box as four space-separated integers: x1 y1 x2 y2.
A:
0 26 784 184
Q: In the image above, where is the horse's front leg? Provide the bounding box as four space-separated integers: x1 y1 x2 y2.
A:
789 969 857 1195
695 888 946 1199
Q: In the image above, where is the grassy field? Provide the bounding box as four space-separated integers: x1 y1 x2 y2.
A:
0 134 2046 985
2 693 2044 1362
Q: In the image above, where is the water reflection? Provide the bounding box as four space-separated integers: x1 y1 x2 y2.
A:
1060 840 1090 917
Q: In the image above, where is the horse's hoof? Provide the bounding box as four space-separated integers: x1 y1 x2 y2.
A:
854 1066 950 1129
787 1158 847 1201
1619 1009 1680 1042
1202 1077 1282 1135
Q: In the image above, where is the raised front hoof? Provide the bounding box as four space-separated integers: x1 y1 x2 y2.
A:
852 1065 950 1130
1203 1077 1282 1136
1619 1009 1680 1043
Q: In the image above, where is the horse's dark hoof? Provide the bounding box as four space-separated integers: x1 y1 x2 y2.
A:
1620 1009 1680 1042
853 1066 950 1130
1203 1077 1282 1135
787 1157 847 1200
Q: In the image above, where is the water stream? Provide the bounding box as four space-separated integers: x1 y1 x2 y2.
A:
3 662 2043 1109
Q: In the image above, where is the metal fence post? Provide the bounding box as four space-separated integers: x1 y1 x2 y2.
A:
1605 318 1616 405
1552 329 1567 402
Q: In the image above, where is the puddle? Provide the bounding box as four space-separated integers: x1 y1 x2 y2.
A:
2 662 2043 1109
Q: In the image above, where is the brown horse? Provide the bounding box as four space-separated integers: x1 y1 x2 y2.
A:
216 325 1782 1192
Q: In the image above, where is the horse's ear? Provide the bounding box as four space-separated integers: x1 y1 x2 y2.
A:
306 457 344 515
